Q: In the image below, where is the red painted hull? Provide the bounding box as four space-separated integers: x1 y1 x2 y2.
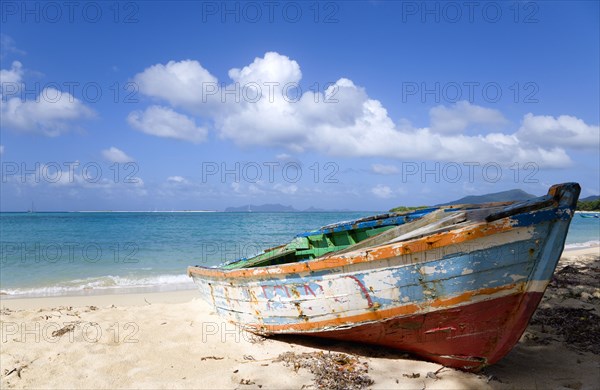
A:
309 291 545 371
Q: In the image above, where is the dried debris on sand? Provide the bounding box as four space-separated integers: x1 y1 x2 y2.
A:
528 254 600 355
275 351 374 390
531 307 600 354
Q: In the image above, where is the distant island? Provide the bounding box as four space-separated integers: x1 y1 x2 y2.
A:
390 189 536 212
390 189 600 212
224 204 351 212
580 195 599 202
578 195 600 211
389 205 430 213
435 189 536 206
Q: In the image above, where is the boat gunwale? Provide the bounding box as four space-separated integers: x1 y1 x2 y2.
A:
187 200 561 280
300 200 518 236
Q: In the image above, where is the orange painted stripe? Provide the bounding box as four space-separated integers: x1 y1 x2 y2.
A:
249 283 520 333
187 218 514 279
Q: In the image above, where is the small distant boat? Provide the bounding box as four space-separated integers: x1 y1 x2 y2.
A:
579 213 599 218
188 183 580 371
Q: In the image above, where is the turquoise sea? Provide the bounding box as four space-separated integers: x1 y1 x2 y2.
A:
1 212 598 298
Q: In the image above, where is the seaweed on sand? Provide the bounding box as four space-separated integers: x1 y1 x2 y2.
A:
275 351 374 390
531 307 600 354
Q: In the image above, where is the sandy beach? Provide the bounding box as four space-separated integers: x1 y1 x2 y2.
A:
1 247 599 389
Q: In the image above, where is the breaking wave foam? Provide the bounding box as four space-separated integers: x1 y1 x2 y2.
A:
564 240 600 250
0 274 195 298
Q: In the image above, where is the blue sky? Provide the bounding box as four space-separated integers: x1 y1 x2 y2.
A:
1 1 598 211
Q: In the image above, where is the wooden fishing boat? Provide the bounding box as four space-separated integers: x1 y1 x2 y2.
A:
188 183 580 370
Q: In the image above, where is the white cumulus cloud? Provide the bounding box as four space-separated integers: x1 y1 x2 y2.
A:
371 164 399 175
0 60 23 85
102 147 134 163
1 61 94 136
228 51 301 87
1 88 94 136
517 113 600 149
372 185 393 199
128 52 598 168
429 100 508 133
127 105 208 143
133 59 218 113
167 175 189 184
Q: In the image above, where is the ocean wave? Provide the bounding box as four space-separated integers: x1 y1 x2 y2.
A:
0 273 195 298
564 240 600 250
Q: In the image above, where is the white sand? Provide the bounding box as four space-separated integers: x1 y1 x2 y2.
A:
1 248 599 389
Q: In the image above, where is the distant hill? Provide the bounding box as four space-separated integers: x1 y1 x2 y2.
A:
578 195 600 211
581 195 599 202
391 189 599 212
435 189 536 206
224 204 296 212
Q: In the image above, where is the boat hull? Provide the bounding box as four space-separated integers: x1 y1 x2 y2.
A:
309 290 544 370
188 183 580 371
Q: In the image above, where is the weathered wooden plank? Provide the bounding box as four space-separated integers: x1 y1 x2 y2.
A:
329 209 447 255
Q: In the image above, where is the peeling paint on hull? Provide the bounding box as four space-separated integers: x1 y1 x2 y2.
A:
188 183 581 371
309 291 545 370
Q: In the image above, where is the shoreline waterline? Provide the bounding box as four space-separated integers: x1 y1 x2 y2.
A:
2 211 598 300
2 245 598 302
0 279 196 300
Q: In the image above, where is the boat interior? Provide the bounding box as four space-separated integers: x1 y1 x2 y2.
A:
218 196 552 270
